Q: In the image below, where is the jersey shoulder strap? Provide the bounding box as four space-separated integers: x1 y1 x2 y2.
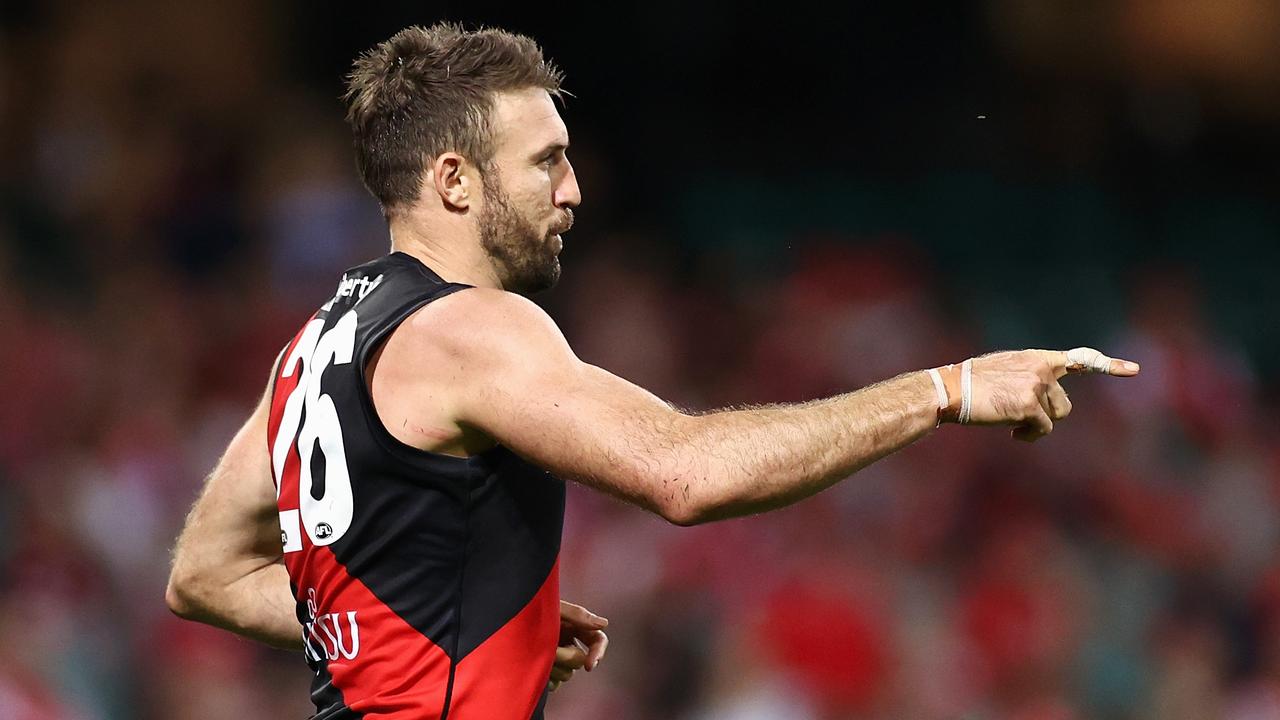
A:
324 252 472 367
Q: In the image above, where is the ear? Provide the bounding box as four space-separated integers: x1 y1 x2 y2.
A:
430 152 474 211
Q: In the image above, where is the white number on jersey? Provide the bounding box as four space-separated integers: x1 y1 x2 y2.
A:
272 310 359 548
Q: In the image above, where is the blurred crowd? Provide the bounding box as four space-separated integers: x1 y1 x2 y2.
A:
2 2 1279 720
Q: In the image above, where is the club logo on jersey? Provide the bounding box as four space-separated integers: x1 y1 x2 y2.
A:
302 588 361 663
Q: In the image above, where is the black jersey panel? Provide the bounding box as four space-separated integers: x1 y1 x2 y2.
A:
309 665 363 720
456 448 565 659
323 461 471 647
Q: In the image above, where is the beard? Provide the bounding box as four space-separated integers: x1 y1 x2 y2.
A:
478 173 568 296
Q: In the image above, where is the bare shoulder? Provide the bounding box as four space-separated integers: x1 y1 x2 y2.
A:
401 287 572 365
374 287 580 450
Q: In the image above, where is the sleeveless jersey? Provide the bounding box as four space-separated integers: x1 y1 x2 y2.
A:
266 252 565 719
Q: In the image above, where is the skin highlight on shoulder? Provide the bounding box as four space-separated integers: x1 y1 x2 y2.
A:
366 286 568 459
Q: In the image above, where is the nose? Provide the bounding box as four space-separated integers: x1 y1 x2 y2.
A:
554 159 581 210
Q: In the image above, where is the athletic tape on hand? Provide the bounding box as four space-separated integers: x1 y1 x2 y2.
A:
1066 347 1113 374
926 368 948 410
959 359 973 424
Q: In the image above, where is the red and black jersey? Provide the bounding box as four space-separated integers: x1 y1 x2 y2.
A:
267 252 565 720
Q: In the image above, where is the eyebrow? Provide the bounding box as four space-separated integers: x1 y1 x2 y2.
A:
535 141 569 158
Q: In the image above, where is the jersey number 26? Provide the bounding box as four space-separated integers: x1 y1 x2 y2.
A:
272 311 358 550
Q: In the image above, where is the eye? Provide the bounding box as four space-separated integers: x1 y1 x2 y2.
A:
537 147 566 169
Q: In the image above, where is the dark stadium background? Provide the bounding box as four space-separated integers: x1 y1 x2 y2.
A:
1 1 1278 718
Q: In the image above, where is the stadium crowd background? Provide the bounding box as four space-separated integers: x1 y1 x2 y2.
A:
1 1 1278 718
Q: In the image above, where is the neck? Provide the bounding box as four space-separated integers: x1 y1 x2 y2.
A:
388 209 502 290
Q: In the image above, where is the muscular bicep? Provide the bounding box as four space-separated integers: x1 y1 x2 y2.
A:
477 355 688 508
424 289 691 514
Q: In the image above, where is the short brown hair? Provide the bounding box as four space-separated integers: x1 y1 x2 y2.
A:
344 23 564 213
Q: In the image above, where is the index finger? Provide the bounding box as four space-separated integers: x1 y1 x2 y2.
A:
1044 348 1140 378
560 601 609 631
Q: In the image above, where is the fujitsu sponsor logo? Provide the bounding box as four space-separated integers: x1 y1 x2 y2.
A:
302 587 361 663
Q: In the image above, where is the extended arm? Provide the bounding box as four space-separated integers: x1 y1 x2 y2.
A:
165 387 302 650
483 357 940 525
466 295 935 524
396 289 1136 526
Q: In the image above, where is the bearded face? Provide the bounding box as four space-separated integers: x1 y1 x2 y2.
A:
478 168 571 296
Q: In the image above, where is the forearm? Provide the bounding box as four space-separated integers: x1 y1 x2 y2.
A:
167 561 302 651
669 370 938 523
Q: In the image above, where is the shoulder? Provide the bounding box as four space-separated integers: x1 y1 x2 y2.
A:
401 287 573 366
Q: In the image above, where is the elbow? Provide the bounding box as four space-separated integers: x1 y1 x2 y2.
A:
661 506 707 527
165 574 193 618
165 567 203 620
164 579 191 618
643 462 724 527
656 502 695 527
652 486 717 527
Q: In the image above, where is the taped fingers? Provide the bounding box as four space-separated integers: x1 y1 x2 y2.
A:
1063 347 1141 377
1065 347 1111 374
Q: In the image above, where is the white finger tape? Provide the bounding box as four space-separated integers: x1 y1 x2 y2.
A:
1066 347 1112 374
